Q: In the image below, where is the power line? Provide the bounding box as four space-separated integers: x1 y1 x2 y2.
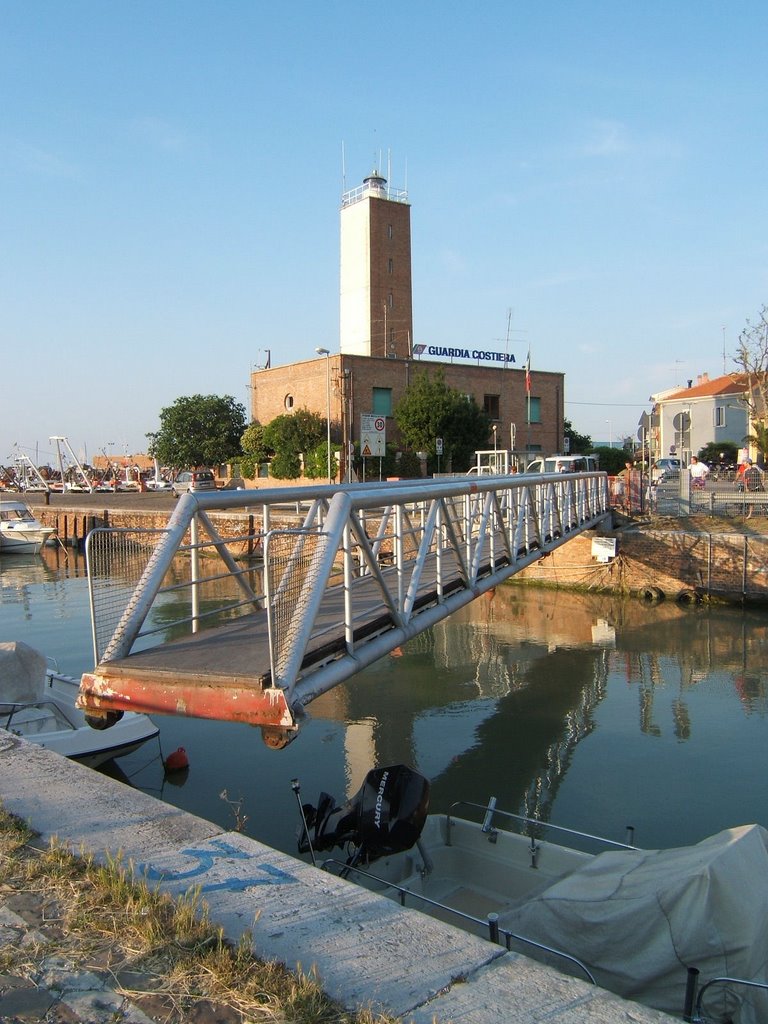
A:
565 400 649 407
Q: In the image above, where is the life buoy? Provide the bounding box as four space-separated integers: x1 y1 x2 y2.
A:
640 585 664 604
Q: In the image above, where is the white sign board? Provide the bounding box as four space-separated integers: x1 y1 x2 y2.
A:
360 414 386 458
591 536 617 563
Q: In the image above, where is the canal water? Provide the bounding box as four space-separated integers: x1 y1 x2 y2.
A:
2 545 767 857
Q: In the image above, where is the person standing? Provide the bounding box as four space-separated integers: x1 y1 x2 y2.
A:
742 459 763 492
617 460 635 512
688 456 709 490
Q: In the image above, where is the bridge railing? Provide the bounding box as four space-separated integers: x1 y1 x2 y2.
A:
84 473 609 726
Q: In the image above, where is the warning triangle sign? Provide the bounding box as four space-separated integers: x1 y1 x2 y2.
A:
362 444 372 456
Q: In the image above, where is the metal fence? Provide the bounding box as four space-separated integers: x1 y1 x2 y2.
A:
608 470 768 519
653 473 768 518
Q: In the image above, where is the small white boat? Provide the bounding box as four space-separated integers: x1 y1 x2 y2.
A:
0 500 55 554
297 766 768 1023
0 641 159 768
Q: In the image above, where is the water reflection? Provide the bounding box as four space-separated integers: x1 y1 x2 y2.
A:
3 549 768 853
312 586 768 849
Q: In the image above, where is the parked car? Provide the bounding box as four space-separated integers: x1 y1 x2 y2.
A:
652 458 681 483
171 470 217 495
525 455 600 474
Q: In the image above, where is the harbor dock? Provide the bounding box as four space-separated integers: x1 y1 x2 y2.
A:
0 733 677 1023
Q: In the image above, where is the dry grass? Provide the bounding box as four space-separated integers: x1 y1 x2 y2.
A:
0 806 396 1024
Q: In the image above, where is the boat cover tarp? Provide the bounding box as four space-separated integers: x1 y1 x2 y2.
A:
512 824 768 1022
0 641 47 702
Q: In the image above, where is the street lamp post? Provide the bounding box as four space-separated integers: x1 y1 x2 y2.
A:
316 347 332 483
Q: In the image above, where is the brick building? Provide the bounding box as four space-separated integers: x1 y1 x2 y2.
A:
250 169 564 474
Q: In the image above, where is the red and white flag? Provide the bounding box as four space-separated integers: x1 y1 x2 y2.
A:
525 350 531 394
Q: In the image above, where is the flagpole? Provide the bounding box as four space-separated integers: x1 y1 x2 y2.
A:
525 348 531 458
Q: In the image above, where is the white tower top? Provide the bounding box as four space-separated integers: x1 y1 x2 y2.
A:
341 170 408 208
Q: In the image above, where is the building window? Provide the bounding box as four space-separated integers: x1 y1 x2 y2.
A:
714 406 725 427
284 394 294 411
388 258 394 274
528 397 541 423
388 224 393 239
372 388 393 416
483 394 500 420
388 292 393 308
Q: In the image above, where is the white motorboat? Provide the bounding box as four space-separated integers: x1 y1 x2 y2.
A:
297 765 768 1023
0 641 159 768
0 500 55 554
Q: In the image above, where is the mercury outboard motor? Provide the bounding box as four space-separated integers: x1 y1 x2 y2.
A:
296 764 429 867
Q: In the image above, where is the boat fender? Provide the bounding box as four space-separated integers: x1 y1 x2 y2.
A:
640 585 664 604
676 588 701 605
164 747 190 773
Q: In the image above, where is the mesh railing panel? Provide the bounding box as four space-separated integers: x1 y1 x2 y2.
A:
706 534 768 598
87 528 169 663
265 529 327 683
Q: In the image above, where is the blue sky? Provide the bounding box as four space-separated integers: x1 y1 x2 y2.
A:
3 1 767 465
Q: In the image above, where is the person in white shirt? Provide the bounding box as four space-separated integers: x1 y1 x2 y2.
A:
689 456 709 489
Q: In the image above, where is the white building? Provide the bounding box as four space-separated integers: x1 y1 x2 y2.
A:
650 373 749 464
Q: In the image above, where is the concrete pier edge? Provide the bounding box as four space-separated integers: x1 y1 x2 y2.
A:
0 734 677 1022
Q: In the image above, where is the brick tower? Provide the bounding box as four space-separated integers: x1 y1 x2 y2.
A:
339 171 413 359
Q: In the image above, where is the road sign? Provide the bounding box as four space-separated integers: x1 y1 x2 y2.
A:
436 437 443 456
360 414 386 458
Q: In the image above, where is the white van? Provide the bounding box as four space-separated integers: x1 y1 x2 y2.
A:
525 454 599 474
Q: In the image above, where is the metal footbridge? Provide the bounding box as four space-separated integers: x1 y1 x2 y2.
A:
77 473 610 747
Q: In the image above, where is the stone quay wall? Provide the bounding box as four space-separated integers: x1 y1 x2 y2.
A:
515 524 768 604
31 504 266 556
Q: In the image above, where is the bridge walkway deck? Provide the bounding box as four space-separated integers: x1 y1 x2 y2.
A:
78 475 610 744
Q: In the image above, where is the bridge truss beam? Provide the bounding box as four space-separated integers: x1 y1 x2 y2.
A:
78 474 610 745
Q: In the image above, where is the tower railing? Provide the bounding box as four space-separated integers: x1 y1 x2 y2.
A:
341 182 409 207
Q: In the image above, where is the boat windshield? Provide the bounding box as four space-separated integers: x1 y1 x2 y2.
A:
0 506 34 522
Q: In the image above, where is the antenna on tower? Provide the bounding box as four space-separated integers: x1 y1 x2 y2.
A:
722 325 726 374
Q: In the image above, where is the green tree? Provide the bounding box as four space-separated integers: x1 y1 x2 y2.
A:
394 369 491 471
744 421 768 463
564 419 592 454
590 446 627 475
304 440 339 481
263 409 326 480
147 395 246 470
240 422 269 478
269 449 302 479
